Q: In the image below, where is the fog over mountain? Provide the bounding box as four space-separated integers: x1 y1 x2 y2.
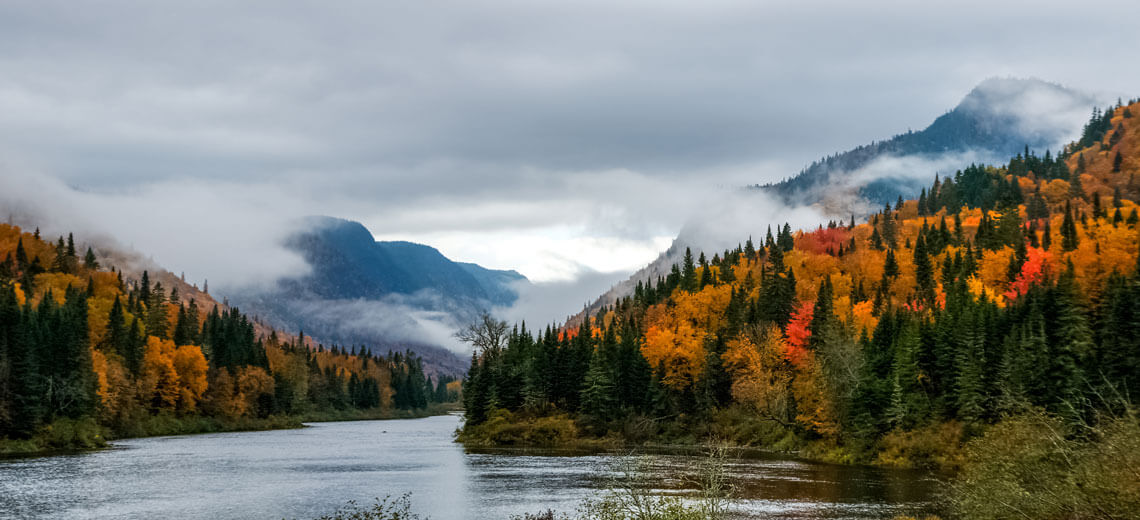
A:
1 0 1137 349
224 217 527 368
575 77 1104 319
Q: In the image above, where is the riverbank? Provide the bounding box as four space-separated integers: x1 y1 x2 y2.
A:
456 406 968 472
0 403 459 458
2 413 942 520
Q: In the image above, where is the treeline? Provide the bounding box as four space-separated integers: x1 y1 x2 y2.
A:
0 228 458 443
461 101 1140 460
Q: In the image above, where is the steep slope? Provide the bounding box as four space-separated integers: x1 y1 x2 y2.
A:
0 223 457 447
278 217 517 303
572 78 1100 324
765 77 1097 206
461 100 1140 486
226 216 527 373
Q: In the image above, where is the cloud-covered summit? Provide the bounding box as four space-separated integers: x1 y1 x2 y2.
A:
0 1 1137 324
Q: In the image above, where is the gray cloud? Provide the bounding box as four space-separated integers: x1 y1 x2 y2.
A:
0 0 1138 318
496 269 637 329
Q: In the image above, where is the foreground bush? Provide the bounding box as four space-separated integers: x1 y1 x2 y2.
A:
457 409 584 447
1 417 107 455
948 407 1140 519
302 494 422 520
513 445 734 520
874 421 966 470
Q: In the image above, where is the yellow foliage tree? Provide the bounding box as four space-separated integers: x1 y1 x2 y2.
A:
792 351 840 438
236 366 275 417
722 326 793 426
172 345 209 412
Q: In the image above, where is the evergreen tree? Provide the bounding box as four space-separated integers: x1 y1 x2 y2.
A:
913 236 935 304
1061 202 1080 251
681 248 697 292
580 336 617 423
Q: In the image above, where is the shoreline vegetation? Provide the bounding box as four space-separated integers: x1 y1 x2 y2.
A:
302 444 943 520
0 222 463 459
456 404 1140 519
0 403 458 459
454 406 963 470
452 102 1140 519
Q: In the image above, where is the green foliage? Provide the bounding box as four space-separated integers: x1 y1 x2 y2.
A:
457 409 584 447
0 227 459 451
948 408 1140 520
565 446 734 520
873 421 966 470
302 494 423 520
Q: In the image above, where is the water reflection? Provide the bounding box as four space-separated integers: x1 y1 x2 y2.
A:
0 413 939 519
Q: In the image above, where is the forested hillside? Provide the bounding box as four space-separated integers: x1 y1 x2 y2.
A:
228 216 527 375
763 77 1095 206
570 78 1095 328
460 98 1140 480
0 229 458 452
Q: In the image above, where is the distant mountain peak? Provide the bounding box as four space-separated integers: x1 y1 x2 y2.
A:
960 77 1071 108
573 78 1103 323
226 215 531 373
764 77 1098 207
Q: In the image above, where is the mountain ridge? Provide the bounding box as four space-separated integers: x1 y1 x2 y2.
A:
568 77 1101 325
225 216 528 373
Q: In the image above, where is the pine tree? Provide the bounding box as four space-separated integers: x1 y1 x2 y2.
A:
51 236 68 273
124 318 145 376
1061 202 1080 251
146 282 169 339
883 249 899 280
955 309 987 423
809 277 834 351
1042 219 1053 250
681 248 697 292
83 247 98 270
1 286 43 437
1043 264 1093 418
780 223 795 251
913 236 935 304
580 340 617 422
102 296 130 356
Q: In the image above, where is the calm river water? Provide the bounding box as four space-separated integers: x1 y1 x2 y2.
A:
0 413 940 519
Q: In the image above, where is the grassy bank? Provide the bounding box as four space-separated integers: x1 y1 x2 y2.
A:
1 403 460 459
456 409 619 450
456 405 968 471
459 406 1140 518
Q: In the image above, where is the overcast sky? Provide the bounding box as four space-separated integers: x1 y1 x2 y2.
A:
1 0 1139 288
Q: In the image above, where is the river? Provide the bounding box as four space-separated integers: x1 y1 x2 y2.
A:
0 413 940 519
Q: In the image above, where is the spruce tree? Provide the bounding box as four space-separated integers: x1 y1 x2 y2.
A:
913 236 935 304
102 296 130 356
83 247 98 270
1061 202 1080 251
681 248 697 292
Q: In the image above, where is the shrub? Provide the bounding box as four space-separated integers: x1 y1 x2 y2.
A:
304 494 422 520
874 421 966 470
458 409 580 447
574 444 734 520
947 407 1140 519
40 417 107 450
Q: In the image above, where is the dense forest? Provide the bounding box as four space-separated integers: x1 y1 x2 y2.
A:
460 100 1140 471
0 229 459 450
